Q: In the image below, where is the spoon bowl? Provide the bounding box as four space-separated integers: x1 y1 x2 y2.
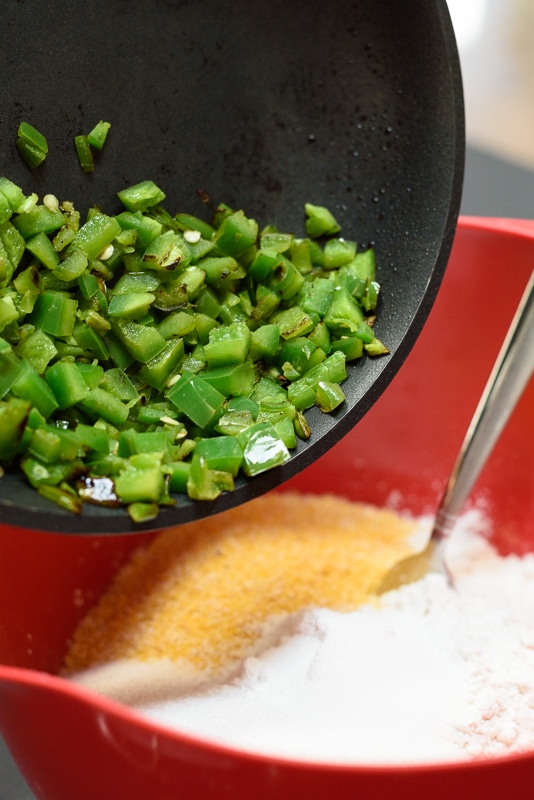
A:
0 0 464 533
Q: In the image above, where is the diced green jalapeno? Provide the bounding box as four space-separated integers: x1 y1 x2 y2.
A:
117 180 166 212
137 337 185 390
45 361 89 409
87 120 111 151
0 178 27 212
304 203 341 238
99 368 139 401
11 361 59 417
315 380 345 412
14 329 57 374
74 135 94 173
13 204 64 239
115 463 165 504
79 387 130 426
110 318 166 363
0 396 31 461
237 421 291 477
16 122 48 169
26 231 59 269
201 361 257 398
115 211 162 249
1 220 26 274
194 436 243 477
73 212 121 260
213 210 258 258
204 321 251 368
0 174 387 518
167 372 226 429
270 306 315 340
30 292 78 338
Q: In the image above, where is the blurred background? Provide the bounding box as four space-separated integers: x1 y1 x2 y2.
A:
2 1 534 797
449 0 534 216
449 0 534 170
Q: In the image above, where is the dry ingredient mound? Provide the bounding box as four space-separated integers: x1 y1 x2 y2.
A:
64 492 420 680
66 496 534 765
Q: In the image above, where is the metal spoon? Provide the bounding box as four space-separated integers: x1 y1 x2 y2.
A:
379 269 534 592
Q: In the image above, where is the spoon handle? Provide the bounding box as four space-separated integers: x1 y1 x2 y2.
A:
434 269 534 536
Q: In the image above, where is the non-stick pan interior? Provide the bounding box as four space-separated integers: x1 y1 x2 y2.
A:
0 0 464 532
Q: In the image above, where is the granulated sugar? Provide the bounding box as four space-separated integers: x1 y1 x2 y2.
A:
68 504 534 765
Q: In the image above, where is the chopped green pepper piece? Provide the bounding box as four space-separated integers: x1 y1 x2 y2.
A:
194 436 243 477
213 210 258 258
28 426 80 464
365 337 389 356
16 122 48 169
137 337 185 390
163 460 191 493
204 321 251 368
270 306 315 340
330 335 364 361
323 238 357 268
76 423 110 454
237 421 291 477
0 339 23 397
117 181 166 212
186 453 222 501
26 231 60 270
304 203 341 238
12 204 64 239
0 178 26 212
118 429 173 457
108 291 156 319
110 317 166 363
167 372 225 429
14 329 57 374
323 286 364 335
115 210 162 249
73 212 121 260
127 501 160 524
11 361 59 417
30 292 78 338
201 361 257 398
115 463 165 503
79 387 130 426
143 232 190 272
0 397 31 461
158 310 196 339
315 380 345 412
45 361 89 409
87 120 111 151
0 220 26 272
174 212 215 240
74 135 94 173
37 483 83 514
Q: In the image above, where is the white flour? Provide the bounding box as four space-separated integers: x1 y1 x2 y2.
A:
75 510 534 765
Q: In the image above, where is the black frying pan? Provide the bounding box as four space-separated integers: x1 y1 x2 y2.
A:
0 0 464 533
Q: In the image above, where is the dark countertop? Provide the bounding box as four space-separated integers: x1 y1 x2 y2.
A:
2 144 534 800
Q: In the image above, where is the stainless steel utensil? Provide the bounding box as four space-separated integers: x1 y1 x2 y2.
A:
380 268 534 591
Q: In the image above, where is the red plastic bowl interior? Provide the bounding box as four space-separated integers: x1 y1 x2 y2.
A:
0 217 533 799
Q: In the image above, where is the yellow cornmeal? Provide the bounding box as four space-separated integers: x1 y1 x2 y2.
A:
63 493 420 677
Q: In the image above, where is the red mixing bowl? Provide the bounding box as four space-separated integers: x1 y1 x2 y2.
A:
1 217 533 799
